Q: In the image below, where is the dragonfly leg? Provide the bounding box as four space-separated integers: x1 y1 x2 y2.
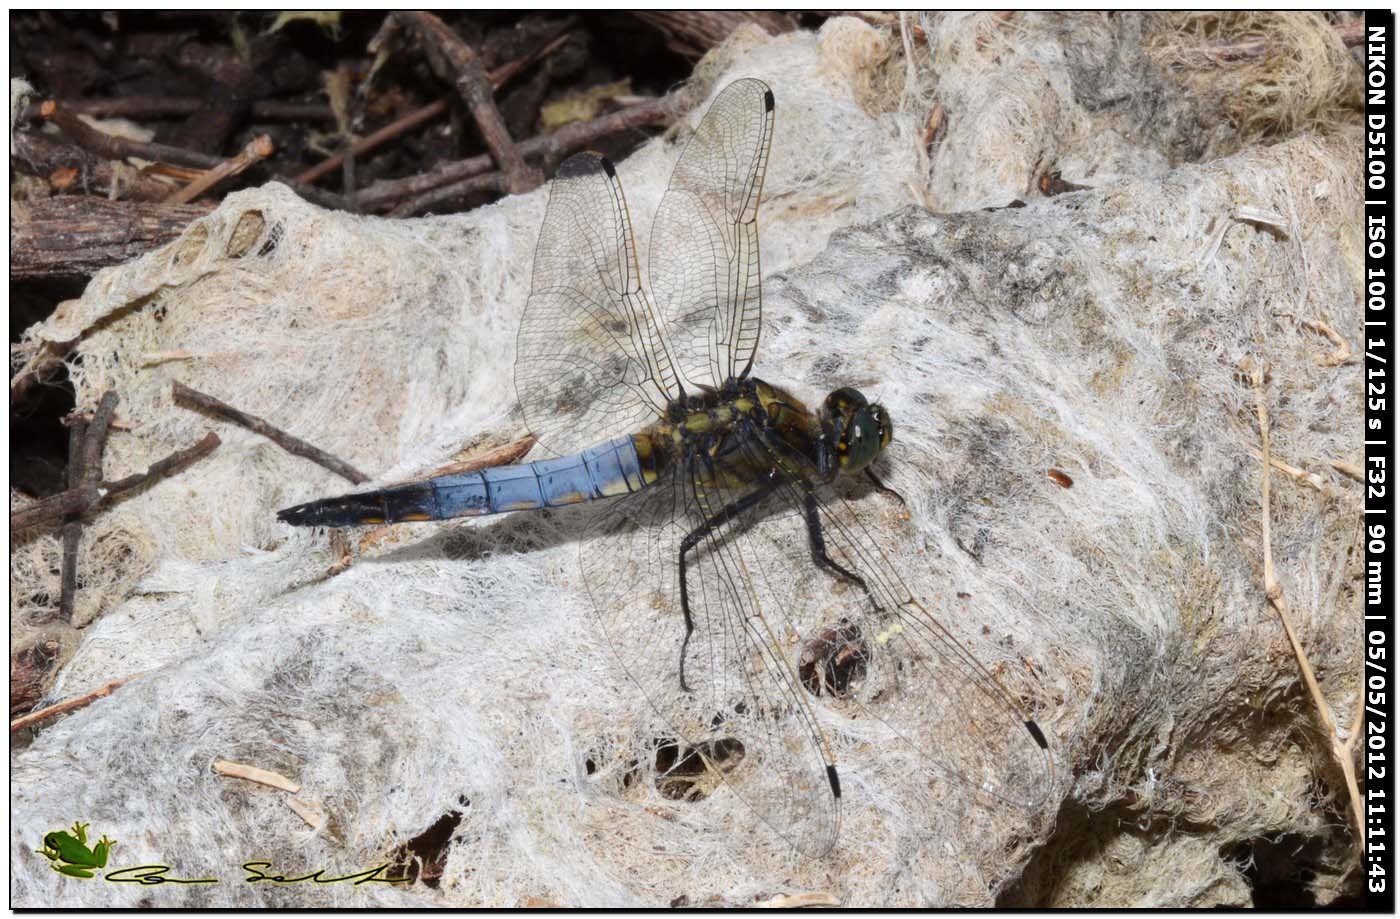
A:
800 483 873 598
677 476 782 692
863 469 906 506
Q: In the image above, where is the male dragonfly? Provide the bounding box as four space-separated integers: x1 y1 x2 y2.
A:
279 79 1051 856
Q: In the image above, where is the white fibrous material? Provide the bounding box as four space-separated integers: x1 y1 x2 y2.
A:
11 13 1363 907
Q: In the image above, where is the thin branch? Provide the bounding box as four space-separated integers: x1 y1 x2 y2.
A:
165 134 274 205
99 431 223 496
297 99 446 186
295 29 572 189
11 130 175 201
172 380 368 484
59 418 87 623
24 96 335 122
393 12 541 194
1250 360 1364 843
388 172 506 218
358 87 696 212
80 390 121 479
41 100 226 171
10 674 140 733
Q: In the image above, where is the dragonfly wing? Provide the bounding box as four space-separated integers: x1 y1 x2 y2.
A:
517 153 683 457
582 463 841 857
649 78 774 390
757 467 1056 815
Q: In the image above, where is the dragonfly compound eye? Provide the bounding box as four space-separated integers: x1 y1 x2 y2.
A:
839 407 886 472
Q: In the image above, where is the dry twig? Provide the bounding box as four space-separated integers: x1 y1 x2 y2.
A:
24 96 335 123
391 12 542 194
172 380 368 484
1250 361 1364 843
41 100 227 171
358 87 698 212
58 417 86 622
12 432 222 532
165 134 275 205
295 30 571 188
58 391 119 622
9 674 140 733
1329 459 1364 483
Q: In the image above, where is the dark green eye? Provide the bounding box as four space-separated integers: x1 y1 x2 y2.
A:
823 389 892 473
841 409 882 471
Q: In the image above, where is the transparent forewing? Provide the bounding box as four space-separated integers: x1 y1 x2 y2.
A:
649 78 774 390
516 153 682 457
758 469 1055 813
582 465 841 857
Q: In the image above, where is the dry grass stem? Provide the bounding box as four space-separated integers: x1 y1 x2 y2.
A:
1250 361 1363 843
212 759 302 793
1300 318 1355 366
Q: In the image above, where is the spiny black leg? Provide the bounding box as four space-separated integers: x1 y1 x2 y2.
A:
677 476 781 692
800 483 870 594
864 468 906 506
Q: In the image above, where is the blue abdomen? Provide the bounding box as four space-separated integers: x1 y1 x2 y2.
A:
277 435 646 527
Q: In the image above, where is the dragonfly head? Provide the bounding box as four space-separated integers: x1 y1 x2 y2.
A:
822 387 892 474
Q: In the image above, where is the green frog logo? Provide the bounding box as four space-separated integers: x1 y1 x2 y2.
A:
37 822 114 878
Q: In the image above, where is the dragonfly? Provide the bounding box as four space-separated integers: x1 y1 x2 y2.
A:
278 78 1051 856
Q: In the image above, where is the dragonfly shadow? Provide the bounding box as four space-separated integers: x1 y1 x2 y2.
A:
360 497 625 566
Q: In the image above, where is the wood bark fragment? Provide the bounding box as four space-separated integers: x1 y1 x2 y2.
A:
12 195 213 282
11 130 175 201
10 640 62 718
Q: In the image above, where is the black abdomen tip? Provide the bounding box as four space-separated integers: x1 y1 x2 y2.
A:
826 764 841 799
763 89 774 111
277 503 311 526
601 157 616 177
1025 719 1048 749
